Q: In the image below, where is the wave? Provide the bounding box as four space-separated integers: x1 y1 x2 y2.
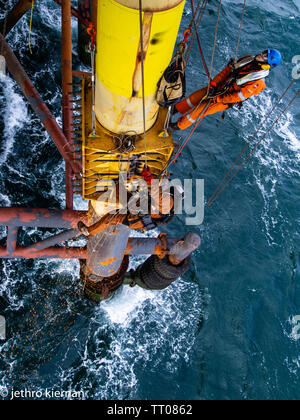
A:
222 0 300 18
0 74 28 165
56 279 206 400
227 87 299 245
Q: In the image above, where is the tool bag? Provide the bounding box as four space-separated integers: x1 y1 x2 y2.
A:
156 56 186 107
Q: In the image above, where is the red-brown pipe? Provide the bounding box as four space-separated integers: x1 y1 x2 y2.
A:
0 208 88 229
0 34 82 177
62 0 75 209
0 246 87 259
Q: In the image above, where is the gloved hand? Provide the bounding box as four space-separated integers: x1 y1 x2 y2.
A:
208 80 218 97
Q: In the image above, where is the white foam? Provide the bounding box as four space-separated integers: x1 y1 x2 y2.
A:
38 1 62 32
0 193 11 206
233 90 299 245
74 196 89 211
102 285 155 325
0 74 28 165
80 279 206 399
274 112 300 162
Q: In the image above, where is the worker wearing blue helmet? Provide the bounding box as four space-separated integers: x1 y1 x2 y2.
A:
171 49 282 130
265 49 282 68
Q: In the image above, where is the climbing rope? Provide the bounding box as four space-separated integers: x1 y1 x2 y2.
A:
185 0 209 66
206 0 222 95
139 0 148 168
28 0 34 54
191 0 209 78
207 79 297 207
207 84 300 207
161 100 211 176
234 0 247 60
162 0 223 175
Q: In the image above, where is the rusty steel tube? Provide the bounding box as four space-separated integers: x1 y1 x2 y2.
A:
0 208 87 229
125 236 201 258
62 0 74 209
7 226 18 255
25 229 81 252
0 34 82 177
87 224 131 277
0 246 87 259
65 162 74 210
126 237 176 256
0 0 37 36
168 233 201 265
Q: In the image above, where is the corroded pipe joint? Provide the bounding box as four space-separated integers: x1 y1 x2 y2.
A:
80 255 129 302
87 224 131 277
169 232 201 265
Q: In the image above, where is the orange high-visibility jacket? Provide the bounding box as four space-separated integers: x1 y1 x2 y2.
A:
176 57 266 130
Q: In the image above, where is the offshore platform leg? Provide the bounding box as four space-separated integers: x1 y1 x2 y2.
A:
127 233 201 291
80 223 131 302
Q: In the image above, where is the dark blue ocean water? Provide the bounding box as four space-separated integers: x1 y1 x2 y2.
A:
0 0 299 400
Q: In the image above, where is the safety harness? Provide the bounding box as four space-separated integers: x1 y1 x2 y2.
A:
123 185 181 232
211 55 270 106
233 55 270 86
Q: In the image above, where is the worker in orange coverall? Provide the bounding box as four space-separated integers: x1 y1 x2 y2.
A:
170 49 282 131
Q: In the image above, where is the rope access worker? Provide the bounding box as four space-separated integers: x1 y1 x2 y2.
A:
170 49 282 131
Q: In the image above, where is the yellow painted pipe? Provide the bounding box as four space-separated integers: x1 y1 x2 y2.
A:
95 0 185 134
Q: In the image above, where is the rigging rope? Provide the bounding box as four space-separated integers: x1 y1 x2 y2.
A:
139 0 148 168
162 0 223 176
191 0 209 78
207 79 297 206
161 100 211 175
234 0 247 60
207 84 300 207
29 0 34 54
185 0 209 66
207 0 222 95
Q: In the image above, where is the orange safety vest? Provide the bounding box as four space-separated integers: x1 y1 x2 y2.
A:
176 56 268 130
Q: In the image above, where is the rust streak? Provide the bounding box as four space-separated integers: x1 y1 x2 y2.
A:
132 12 153 98
99 257 118 266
